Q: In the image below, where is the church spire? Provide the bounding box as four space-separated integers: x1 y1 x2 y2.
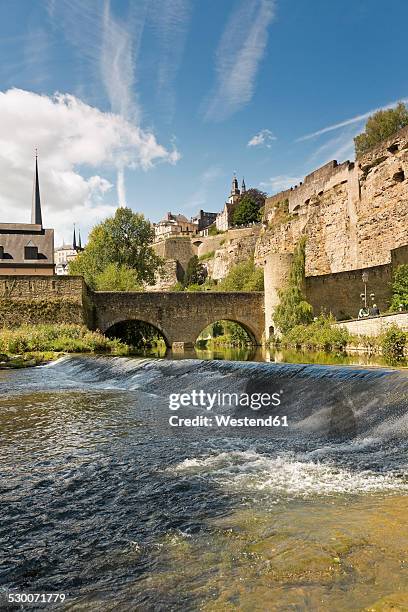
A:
73 224 77 251
231 173 240 196
241 177 246 193
31 149 43 226
78 229 82 250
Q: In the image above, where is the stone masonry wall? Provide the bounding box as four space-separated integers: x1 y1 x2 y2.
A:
258 125 408 276
0 275 92 328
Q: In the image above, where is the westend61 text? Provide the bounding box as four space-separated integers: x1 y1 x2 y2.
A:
169 415 288 428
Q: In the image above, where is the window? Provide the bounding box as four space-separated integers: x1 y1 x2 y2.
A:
0 246 3 259
25 245 38 260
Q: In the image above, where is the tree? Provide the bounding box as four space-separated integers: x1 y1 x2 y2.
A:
69 207 162 289
273 237 314 334
390 264 408 311
231 188 267 226
94 263 142 291
216 260 264 291
354 102 408 157
183 256 207 287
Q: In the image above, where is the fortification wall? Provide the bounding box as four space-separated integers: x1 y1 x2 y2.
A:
153 237 194 275
0 276 92 328
259 125 408 276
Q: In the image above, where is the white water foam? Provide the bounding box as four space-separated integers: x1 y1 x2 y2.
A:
171 451 408 497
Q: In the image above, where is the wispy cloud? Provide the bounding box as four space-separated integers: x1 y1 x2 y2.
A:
296 97 408 142
148 0 192 120
260 175 302 193
46 0 179 208
204 0 275 122
248 129 276 148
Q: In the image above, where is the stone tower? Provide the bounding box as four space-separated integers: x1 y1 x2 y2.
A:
263 252 294 340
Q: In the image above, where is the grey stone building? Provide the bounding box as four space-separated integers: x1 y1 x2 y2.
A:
0 155 54 275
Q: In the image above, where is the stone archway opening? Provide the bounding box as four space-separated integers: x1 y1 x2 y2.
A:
105 320 170 353
196 319 257 348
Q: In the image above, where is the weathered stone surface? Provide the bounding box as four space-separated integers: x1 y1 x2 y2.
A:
91 291 265 346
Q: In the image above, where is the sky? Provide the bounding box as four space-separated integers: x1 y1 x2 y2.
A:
0 0 407 244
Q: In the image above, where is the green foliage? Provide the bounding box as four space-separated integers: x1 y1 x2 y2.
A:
94 263 142 291
212 321 224 337
273 237 314 333
69 207 162 289
185 283 204 292
280 315 350 351
183 255 206 287
354 102 408 157
0 324 129 355
105 320 166 349
216 260 264 292
390 264 408 311
169 281 185 292
232 188 267 226
199 251 215 261
380 325 406 362
208 225 223 236
198 320 252 347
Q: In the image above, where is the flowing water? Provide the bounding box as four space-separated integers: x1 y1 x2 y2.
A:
1 355 408 611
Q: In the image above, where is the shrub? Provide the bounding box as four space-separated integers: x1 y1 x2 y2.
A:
354 102 408 157
380 325 406 362
216 260 264 291
390 264 408 311
0 324 129 356
280 315 350 351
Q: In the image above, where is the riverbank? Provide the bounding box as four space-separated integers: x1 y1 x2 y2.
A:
0 324 129 368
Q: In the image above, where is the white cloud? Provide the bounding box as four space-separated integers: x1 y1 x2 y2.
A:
0 88 180 243
248 129 276 148
260 175 303 193
296 97 408 142
46 0 151 205
204 0 275 122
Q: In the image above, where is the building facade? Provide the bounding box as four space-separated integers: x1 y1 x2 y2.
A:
215 175 246 231
0 156 54 275
54 226 83 275
154 212 198 242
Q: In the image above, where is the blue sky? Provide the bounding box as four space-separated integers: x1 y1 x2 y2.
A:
0 0 407 242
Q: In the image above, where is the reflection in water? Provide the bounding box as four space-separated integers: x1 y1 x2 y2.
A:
136 344 406 368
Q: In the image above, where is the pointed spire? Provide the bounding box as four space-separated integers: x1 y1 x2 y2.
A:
231 172 240 195
31 149 43 226
241 177 246 193
78 228 82 250
73 224 77 251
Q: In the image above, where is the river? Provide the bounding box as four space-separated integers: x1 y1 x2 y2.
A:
1 355 407 610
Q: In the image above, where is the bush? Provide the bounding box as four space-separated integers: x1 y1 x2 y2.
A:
280 316 350 351
216 260 264 291
0 324 129 356
354 102 408 157
390 264 408 311
380 325 406 362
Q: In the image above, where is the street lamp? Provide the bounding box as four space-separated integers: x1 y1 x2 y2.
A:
361 271 369 309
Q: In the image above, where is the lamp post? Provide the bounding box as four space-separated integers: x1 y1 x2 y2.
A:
361 271 369 310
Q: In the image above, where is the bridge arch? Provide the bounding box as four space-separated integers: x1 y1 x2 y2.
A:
104 317 172 348
196 318 258 345
92 291 265 349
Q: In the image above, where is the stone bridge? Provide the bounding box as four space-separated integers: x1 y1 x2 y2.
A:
91 291 265 347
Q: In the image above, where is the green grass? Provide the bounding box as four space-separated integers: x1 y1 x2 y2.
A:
0 324 129 357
